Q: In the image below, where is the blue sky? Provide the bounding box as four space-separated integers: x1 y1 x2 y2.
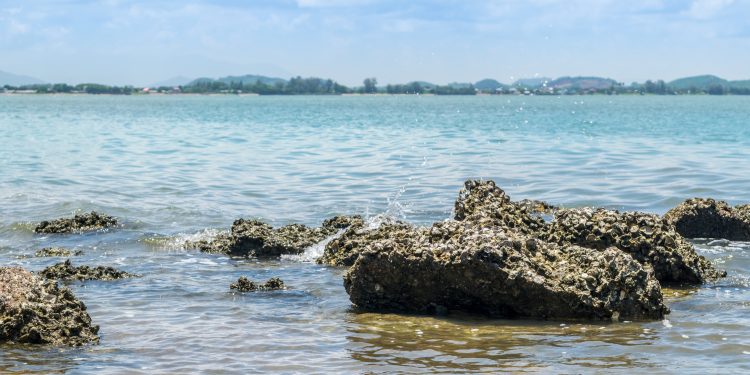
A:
1 0 748 86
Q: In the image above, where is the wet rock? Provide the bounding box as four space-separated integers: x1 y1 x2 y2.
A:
35 211 117 234
344 220 668 320
34 247 84 257
545 208 724 284
39 260 136 281
0 267 99 346
664 198 750 241
230 276 285 292
317 218 413 266
453 180 547 234
189 215 363 257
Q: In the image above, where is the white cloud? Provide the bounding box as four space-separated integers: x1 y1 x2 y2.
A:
686 0 735 19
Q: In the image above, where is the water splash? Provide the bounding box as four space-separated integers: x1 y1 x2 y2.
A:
282 229 345 263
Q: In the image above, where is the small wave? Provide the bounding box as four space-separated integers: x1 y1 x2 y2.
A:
282 229 346 263
142 228 228 251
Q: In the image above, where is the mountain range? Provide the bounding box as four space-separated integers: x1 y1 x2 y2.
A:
0 70 44 86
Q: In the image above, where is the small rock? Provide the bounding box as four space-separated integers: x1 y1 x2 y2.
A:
664 198 750 241
230 276 286 292
35 211 117 234
39 260 136 281
34 247 84 257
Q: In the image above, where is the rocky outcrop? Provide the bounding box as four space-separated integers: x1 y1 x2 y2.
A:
317 218 412 266
344 220 668 320
39 260 136 281
35 211 117 234
545 208 725 283
0 267 99 346
187 215 363 257
230 277 285 292
664 198 750 241
34 247 84 257
453 180 548 234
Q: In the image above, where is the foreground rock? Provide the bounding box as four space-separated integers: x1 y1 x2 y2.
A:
0 267 99 346
317 217 412 266
188 215 363 257
546 208 725 284
664 198 750 241
34 247 84 257
344 220 668 320
40 260 136 281
230 277 285 292
454 180 548 235
35 211 117 234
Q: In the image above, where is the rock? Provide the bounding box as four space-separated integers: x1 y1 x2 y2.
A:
39 260 137 281
453 180 547 234
35 211 117 234
230 276 285 292
188 215 363 257
34 247 84 257
0 267 99 346
317 218 413 266
664 198 750 241
344 220 668 320
545 208 724 284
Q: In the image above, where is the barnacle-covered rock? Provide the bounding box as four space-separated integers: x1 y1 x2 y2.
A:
35 211 117 234
664 198 750 241
230 277 285 292
317 217 413 266
0 267 99 346
34 247 84 257
453 180 548 234
344 220 667 320
40 260 137 281
545 208 724 284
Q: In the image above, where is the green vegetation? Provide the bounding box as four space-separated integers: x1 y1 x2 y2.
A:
2 74 750 96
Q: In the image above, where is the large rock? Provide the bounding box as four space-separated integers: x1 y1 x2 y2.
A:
35 211 117 234
0 267 99 346
317 217 412 266
453 180 548 234
40 260 137 281
546 208 725 284
664 198 750 241
187 215 363 257
344 220 668 320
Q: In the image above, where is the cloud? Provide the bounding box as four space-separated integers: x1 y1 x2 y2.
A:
686 0 735 18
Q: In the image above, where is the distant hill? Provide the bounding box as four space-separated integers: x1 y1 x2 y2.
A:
151 76 193 87
474 79 506 90
0 70 44 86
408 81 436 89
668 75 728 90
729 80 750 89
548 76 618 90
513 77 551 88
188 74 287 86
446 82 473 89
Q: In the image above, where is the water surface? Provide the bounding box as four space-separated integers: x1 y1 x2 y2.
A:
1 95 749 373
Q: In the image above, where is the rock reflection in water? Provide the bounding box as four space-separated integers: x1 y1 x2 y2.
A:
345 312 659 373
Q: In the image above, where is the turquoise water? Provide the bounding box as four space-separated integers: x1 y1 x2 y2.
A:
1 95 749 373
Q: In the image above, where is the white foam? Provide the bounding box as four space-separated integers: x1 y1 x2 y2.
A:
282 229 345 263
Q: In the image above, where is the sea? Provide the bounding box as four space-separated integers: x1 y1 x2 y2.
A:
1 94 749 373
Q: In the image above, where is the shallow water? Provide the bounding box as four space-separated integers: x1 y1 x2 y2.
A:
1 95 749 373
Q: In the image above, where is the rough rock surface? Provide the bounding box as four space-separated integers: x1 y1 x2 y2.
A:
344 220 668 320
187 215 363 257
230 277 285 292
0 267 99 346
453 180 548 234
545 208 725 283
317 218 412 266
34 247 84 257
40 260 136 281
35 211 117 234
664 198 750 241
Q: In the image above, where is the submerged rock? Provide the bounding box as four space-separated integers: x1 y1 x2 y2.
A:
664 198 750 241
344 220 668 320
188 215 363 257
545 208 725 284
0 267 99 346
39 260 136 281
34 247 84 257
35 211 117 234
230 276 285 292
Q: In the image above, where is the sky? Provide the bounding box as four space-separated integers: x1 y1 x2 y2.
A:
1 0 749 86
